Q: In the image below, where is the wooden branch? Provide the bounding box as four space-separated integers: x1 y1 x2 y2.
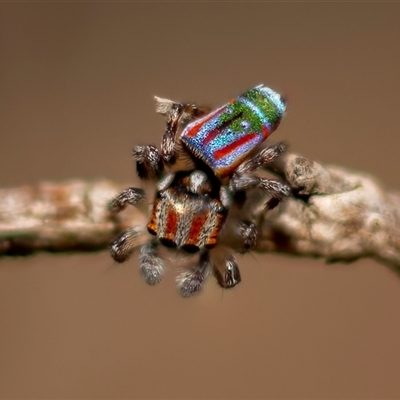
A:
1 95 399 273
0 180 125 255
1 154 400 276
259 153 400 274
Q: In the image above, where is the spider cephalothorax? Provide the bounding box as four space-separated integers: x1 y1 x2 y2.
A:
109 85 291 297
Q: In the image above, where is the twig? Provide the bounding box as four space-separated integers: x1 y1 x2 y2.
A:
2 94 400 274
1 155 400 275
0 180 125 255
260 153 400 274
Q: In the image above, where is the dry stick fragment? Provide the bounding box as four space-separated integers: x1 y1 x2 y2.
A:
1 155 400 277
0 180 129 255
259 153 400 275
1 94 400 275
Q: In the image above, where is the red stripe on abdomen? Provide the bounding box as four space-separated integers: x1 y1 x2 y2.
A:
184 110 220 138
213 133 258 161
202 128 221 145
261 125 270 139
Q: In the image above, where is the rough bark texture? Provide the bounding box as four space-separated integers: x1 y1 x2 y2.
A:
259 153 400 274
0 180 124 255
1 154 400 275
2 95 399 273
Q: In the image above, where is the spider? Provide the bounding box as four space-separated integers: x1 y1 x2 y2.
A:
108 85 291 297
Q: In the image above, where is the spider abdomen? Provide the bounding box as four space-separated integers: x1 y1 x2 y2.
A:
181 85 286 178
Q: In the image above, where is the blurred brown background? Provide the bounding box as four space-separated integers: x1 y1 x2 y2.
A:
1 3 400 399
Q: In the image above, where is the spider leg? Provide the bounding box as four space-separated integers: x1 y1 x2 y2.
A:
236 221 258 253
110 227 144 263
259 178 292 210
139 241 165 285
161 102 185 163
219 218 259 254
210 250 241 289
108 187 146 214
176 251 210 297
236 142 287 174
132 145 164 181
229 143 291 211
230 174 291 209
212 220 256 290
156 97 210 164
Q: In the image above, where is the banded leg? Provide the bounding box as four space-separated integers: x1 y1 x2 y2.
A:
237 221 258 253
139 241 165 285
236 142 287 174
259 179 291 210
211 252 241 289
155 97 210 163
219 220 259 254
176 252 210 297
108 187 146 214
231 141 290 209
132 145 164 181
230 174 291 210
110 227 141 263
161 102 184 163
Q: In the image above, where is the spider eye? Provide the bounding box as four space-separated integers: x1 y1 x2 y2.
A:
182 244 200 253
159 238 177 249
240 120 250 130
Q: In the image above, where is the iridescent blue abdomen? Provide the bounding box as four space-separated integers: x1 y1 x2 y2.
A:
181 84 286 178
